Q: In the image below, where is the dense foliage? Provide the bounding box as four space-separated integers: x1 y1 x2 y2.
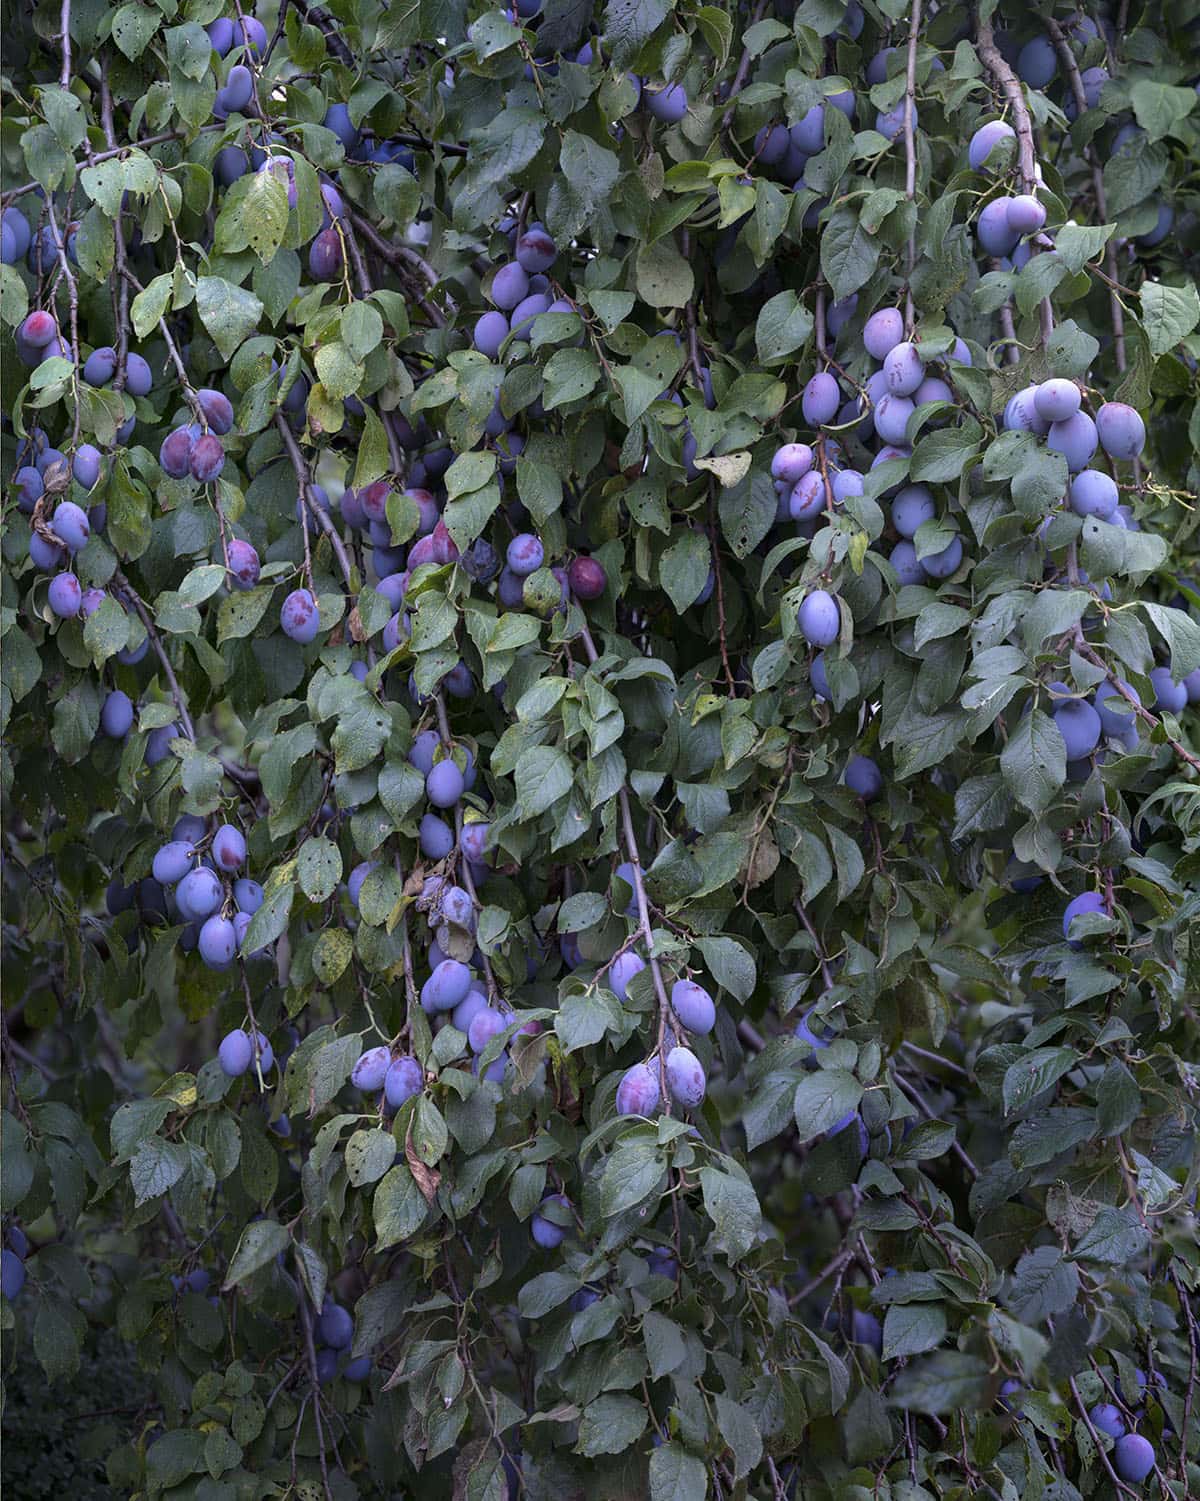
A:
2 0 1199 1496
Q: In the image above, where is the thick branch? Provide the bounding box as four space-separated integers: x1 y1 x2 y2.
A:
293 0 353 64
975 13 1054 345
59 0 72 91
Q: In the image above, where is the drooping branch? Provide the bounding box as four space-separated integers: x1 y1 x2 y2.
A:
98 63 130 392
296 1284 335 1501
1073 633 1200 773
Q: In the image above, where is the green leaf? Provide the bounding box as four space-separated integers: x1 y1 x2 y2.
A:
636 238 695 309
659 529 711 613
886 1353 990 1414
698 1163 762 1263
547 131 621 243
755 290 814 366
1007 1245 1079 1322
695 935 756 1001
603 0 670 68
576 1393 647 1456
793 1069 863 1141
909 419 982 483
111 2 160 59
224 1218 290 1288
1000 708 1066 815
195 276 265 361
515 745 574 816
1053 223 1115 274
1129 79 1196 142
374 1164 430 1248
1002 1047 1078 1114
598 1138 666 1217
882 1302 947 1360
1139 280 1200 357
1071 1206 1150 1265
819 206 879 299
719 470 776 559
713 1395 762 1480
297 836 342 902
649 1442 709 1501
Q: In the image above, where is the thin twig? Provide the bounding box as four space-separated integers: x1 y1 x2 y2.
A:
274 415 357 590
721 0 770 131
1068 1375 1145 1499
113 571 197 741
793 899 833 990
297 1285 335 1501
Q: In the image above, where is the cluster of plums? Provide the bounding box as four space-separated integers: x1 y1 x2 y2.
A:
314 1293 370 1384
615 977 716 1117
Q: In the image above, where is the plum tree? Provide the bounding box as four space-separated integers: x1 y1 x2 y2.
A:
2 3 1197 1496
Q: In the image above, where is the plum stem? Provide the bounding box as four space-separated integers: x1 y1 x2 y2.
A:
42 200 83 447
119 267 206 426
